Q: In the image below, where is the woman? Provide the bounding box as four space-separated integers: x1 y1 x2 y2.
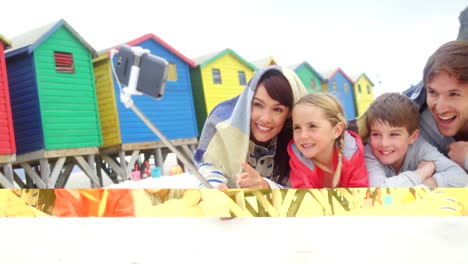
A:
194 65 308 189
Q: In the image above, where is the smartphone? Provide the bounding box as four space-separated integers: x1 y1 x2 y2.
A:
114 44 168 99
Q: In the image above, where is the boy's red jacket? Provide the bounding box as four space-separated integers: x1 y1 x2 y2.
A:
287 130 369 188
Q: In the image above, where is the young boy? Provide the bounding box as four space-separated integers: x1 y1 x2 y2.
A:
364 92 468 187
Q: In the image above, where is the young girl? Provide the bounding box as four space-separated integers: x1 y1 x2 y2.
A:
287 93 369 188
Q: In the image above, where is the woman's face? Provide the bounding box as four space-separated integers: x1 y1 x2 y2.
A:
250 84 290 145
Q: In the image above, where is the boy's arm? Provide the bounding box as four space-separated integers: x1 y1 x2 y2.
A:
364 144 422 187
420 139 468 187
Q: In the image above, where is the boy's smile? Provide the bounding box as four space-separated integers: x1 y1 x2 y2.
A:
369 121 419 173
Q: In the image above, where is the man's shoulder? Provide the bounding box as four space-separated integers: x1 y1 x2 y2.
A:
403 81 427 112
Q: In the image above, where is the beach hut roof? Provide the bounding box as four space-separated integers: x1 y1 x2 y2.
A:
350 73 375 87
5 19 97 58
290 61 325 82
127 33 196 68
0 33 12 49
251 56 278 68
97 33 196 68
192 48 257 71
321 67 354 84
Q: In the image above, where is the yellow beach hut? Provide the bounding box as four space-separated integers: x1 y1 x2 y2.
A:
190 48 256 133
351 73 374 116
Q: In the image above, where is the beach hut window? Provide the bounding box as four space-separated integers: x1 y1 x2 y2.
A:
54 51 74 73
212 68 222 84
344 83 349 93
311 79 317 90
332 81 337 91
367 85 371 94
238 71 246 85
167 63 178 81
358 84 362 93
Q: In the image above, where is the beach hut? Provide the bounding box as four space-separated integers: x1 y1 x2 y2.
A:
251 56 278 70
4 19 102 188
93 34 199 179
190 48 256 133
351 73 374 116
0 34 15 158
321 68 357 120
93 33 198 148
5 19 102 155
290 61 325 93
0 34 15 188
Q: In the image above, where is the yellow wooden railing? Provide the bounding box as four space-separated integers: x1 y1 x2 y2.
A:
2 188 467 217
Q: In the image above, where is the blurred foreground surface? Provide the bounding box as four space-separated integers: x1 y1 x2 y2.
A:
1 217 467 264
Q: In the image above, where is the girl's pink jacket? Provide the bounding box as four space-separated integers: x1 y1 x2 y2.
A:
287 130 369 188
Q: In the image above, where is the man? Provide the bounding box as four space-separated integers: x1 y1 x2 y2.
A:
402 7 468 172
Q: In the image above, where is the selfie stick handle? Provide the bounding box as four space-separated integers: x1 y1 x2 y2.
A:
119 47 145 108
129 104 214 189
116 46 213 188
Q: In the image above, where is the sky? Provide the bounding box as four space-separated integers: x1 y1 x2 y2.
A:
1 0 467 98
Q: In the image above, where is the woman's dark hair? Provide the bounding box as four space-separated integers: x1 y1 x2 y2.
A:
257 70 293 185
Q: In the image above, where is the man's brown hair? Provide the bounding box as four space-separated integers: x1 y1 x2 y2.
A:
423 40 468 87
366 92 419 134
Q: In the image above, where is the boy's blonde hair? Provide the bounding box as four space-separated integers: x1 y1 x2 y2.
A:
295 93 348 188
366 92 419 134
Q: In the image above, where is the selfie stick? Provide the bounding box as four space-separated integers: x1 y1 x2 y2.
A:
112 47 214 189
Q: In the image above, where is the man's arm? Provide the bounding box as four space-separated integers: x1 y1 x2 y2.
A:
448 141 468 171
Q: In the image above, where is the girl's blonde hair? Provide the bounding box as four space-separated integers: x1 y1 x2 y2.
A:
295 93 348 188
